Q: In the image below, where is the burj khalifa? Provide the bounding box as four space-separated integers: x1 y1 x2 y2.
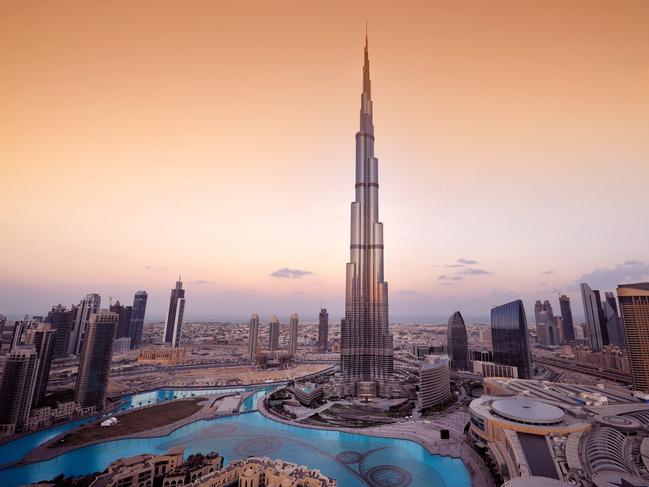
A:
340 33 394 398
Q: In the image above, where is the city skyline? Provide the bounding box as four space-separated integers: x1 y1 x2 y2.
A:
2 1 649 320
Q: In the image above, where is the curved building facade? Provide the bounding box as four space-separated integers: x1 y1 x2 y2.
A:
447 311 469 371
491 300 533 379
419 355 450 410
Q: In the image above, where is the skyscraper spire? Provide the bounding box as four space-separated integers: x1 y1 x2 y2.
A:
341 32 393 398
361 28 372 132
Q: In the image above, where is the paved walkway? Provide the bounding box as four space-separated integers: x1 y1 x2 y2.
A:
258 397 495 487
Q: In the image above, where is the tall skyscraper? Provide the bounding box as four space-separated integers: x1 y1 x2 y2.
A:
24 323 56 408
110 300 133 339
10 320 28 350
537 310 557 345
559 294 575 342
340 33 394 397
491 300 533 379
45 304 76 359
533 300 543 325
75 310 118 410
68 293 101 356
129 291 148 349
0 314 6 349
164 277 185 348
318 308 329 353
248 313 259 363
268 315 280 352
0 347 39 430
288 313 299 358
603 291 623 348
581 283 608 351
447 311 469 371
617 283 649 392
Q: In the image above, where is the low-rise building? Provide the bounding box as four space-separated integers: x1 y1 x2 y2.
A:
469 377 649 486
289 383 324 407
470 360 519 379
191 456 335 487
138 346 186 365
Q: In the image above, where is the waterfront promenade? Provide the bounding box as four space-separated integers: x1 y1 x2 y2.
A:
258 395 495 487
19 393 241 465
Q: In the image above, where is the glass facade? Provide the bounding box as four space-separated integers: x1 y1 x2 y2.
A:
491 300 532 379
559 295 575 342
129 291 148 349
447 311 469 371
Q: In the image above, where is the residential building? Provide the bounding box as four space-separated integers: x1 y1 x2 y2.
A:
248 313 260 363
617 282 649 392
164 277 185 348
75 310 118 409
129 290 148 349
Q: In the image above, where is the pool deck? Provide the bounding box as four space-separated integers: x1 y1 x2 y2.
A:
258 396 495 487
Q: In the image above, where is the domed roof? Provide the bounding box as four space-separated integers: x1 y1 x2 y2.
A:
491 398 565 424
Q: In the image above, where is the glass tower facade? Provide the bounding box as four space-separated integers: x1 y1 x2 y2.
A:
447 311 469 371
129 291 148 349
491 300 532 379
559 294 575 342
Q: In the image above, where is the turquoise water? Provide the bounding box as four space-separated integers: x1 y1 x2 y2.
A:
0 388 471 487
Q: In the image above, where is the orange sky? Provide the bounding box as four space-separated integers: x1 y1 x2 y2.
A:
1 1 648 321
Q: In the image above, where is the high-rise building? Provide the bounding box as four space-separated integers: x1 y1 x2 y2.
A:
318 308 329 353
419 355 451 411
129 291 148 349
616 283 649 392
533 300 543 325
340 33 394 398
110 300 133 339
75 310 118 410
268 315 280 352
559 294 575 342
581 283 608 351
164 277 185 348
491 300 533 379
603 291 623 348
447 311 469 371
248 313 259 363
0 346 39 430
10 320 28 350
68 293 101 356
288 313 299 358
0 314 6 350
45 304 76 359
537 309 558 345
24 323 56 408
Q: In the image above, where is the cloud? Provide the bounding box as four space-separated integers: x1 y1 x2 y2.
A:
445 264 464 268
397 289 421 296
457 258 478 265
189 279 211 285
144 265 167 271
540 270 555 275
437 275 450 281
270 268 314 279
291 291 306 295
441 282 454 286
539 282 547 286
576 260 649 290
452 276 463 281
459 268 492 276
